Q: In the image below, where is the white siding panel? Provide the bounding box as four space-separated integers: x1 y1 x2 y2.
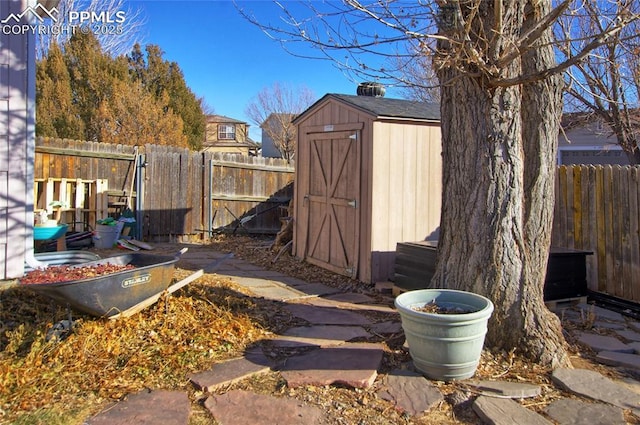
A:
1 0 33 279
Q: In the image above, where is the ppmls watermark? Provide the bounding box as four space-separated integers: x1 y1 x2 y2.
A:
1 3 126 36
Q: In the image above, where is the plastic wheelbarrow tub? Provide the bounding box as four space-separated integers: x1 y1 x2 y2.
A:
20 253 180 318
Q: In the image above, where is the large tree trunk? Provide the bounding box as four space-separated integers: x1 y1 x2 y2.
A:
433 0 571 367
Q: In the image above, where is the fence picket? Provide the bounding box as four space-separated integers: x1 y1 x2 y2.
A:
572 165 582 248
618 166 632 300
586 166 599 292
632 167 640 302
611 166 624 298
554 166 568 247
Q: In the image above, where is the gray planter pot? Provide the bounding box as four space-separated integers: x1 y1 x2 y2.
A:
394 289 494 381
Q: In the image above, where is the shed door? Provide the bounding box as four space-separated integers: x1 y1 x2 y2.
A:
304 130 360 278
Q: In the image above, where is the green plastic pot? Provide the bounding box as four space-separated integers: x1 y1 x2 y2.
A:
394 289 494 381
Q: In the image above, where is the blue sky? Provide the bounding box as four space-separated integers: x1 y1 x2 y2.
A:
127 0 401 141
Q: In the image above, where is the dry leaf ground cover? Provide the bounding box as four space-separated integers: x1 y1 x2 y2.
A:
0 234 637 424
0 266 276 425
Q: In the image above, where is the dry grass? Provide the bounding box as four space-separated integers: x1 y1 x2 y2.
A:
0 269 271 424
1 234 639 424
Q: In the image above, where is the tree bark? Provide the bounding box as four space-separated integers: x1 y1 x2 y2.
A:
433 0 571 367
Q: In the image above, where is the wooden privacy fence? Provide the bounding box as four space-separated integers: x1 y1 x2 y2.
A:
142 145 294 239
35 138 138 230
35 138 295 242
208 155 294 234
553 165 640 302
142 144 203 241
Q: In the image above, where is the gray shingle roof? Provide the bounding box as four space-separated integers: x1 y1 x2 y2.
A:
329 93 440 121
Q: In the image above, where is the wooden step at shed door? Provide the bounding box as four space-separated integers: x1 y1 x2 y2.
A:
304 130 361 279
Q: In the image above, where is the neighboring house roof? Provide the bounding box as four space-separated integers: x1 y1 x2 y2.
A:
208 139 260 148
294 93 441 123
557 110 631 165
203 114 259 153
561 109 640 131
207 114 246 124
561 111 603 132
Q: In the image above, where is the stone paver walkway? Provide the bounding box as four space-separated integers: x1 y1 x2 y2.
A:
85 244 640 424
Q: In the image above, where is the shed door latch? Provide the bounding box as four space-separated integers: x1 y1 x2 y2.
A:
348 199 357 208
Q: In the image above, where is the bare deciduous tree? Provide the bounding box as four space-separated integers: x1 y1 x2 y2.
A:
241 0 638 367
396 51 440 103
245 82 315 161
37 0 145 58
556 1 640 164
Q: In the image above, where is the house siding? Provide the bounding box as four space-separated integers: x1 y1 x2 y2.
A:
261 131 281 158
559 121 630 166
203 116 257 155
1 0 33 279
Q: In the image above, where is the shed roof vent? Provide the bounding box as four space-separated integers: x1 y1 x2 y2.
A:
357 82 385 97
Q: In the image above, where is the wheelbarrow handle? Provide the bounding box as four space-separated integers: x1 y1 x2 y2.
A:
109 269 204 319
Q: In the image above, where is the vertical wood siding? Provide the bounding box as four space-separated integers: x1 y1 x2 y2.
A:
369 121 442 282
294 96 442 283
33 140 639 303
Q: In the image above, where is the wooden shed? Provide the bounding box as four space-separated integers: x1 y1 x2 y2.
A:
292 93 442 284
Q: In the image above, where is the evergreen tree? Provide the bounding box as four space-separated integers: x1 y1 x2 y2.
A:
128 43 146 84
94 79 187 147
128 44 206 150
36 32 193 149
167 64 206 151
35 42 84 139
60 32 128 141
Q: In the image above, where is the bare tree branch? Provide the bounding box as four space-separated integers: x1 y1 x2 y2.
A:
494 0 571 68
240 1 639 92
557 0 640 163
245 82 315 161
37 0 145 58
239 0 639 367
